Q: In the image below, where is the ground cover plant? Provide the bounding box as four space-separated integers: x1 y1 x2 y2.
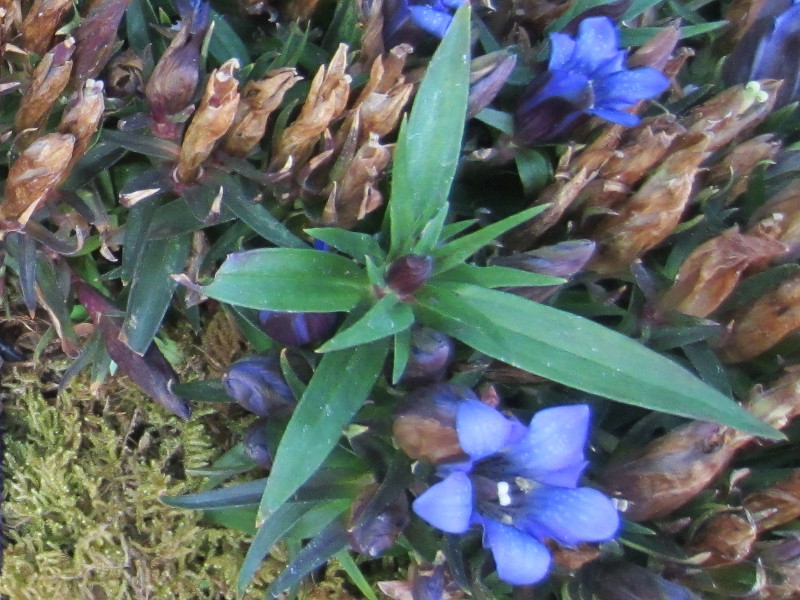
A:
4 0 800 597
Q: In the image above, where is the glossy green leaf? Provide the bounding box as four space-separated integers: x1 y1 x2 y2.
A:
306 228 386 265
161 478 267 510
317 296 414 353
336 551 378 600
416 284 781 439
172 379 232 403
392 327 412 384
389 4 471 256
100 129 179 161
122 234 191 355
208 9 251 64
430 264 564 288
259 338 390 518
412 202 450 256
199 249 369 311
431 205 548 273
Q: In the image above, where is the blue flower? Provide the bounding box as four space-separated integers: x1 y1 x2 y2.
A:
383 0 462 48
515 17 670 143
412 401 619 585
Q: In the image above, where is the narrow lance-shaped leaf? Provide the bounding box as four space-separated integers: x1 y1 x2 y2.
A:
389 4 471 257
190 248 369 312
259 337 390 518
317 295 414 353
416 284 781 439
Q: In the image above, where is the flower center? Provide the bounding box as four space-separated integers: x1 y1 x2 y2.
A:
469 460 541 527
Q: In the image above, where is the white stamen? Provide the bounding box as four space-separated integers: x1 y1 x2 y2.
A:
497 481 512 507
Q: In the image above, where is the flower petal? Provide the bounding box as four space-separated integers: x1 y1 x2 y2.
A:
521 486 620 546
586 107 640 126
509 404 589 480
569 17 620 73
408 5 452 38
483 520 552 585
412 472 473 533
548 33 576 70
456 400 513 460
594 68 669 106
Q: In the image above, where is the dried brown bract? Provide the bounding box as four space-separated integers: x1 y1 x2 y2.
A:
15 37 74 133
58 79 106 179
20 0 73 55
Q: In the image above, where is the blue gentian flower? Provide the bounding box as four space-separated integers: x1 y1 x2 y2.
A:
383 0 461 48
515 16 670 143
412 401 619 585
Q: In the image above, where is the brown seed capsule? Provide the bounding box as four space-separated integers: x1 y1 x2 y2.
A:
222 68 302 157
15 37 75 133
176 59 240 184
719 271 800 363
58 79 105 179
707 133 780 203
104 48 144 98
272 43 351 169
744 470 800 532
71 0 131 85
758 536 800 600
348 483 410 557
467 51 517 119
628 21 680 71
20 0 73 55
687 509 757 566
656 227 787 318
588 133 710 275
748 179 800 263
0 133 75 224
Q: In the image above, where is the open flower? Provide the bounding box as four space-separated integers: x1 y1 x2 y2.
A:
383 0 461 47
412 401 619 585
515 16 669 143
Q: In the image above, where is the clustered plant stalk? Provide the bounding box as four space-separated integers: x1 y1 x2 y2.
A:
4 0 800 597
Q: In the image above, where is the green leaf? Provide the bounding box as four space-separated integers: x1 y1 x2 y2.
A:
221 176 307 249
392 327 412 384
412 202 450 256
237 502 315 596
122 233 191 355
431 205 548 273
416 284 781 439
306 228 386 264
430 264 564 288
172 379 232 403
161 479 267 510
100 129 179 161
475 107 514 134
198 249 369 311
516 147 552 196
336 551 378 600
317 296 414 352
259 338 390 519
389 4 471 256
208 9 251 64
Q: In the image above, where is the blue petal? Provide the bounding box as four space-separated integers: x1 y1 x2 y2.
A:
594 68 669 106
548 33 576 70
587 107 640 126
439 0 463 9
528 69 593 107
412 472 473 533
483 520 552 585
591 50 627 78
509 405 589 482
408 5 452 38
456 400 513 460
521 486 620 546
568 17 620 73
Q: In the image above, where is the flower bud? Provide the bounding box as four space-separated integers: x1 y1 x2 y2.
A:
467 50 517 119
20 0 73 55
222 68 302 157
104 49 144 98
222 354 296 417
258 310 339 347
71 0 130 85
592 563 703 600
242 418 272 469
146 0 210 139
176 59 240 184
399 326 454 387
392 383 479 464
15 37 74 132
491 240 596 302
348 483 410 557
386 254 433 296
0 133 75 224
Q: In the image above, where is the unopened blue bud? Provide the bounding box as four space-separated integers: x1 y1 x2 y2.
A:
400 326 455 387
223 354 295 417
242 418 272 469
258 311 339 347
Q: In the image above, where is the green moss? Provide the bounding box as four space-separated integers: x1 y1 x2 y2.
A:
0 360 267 599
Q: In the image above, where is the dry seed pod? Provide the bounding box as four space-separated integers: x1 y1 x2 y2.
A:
15 37 75 132
222 68 301 157
707 134 780 202
684 80 780 155
758 536 800 600
744 470 800 531
0 0 21 45
357 82 413 141
0 133 75 223
748 180 800 263
719 271 800 363
656 227 787 318
271 44 351 170
588 133 710 275
104 48 144 97
745 368 800 431
686 509 757 566
322 133 392 227
628 21 680 71
467 50 517 119
176 59 240 184
598 420 745 521
70 0 130 84
20 0 73 55
58 79 105 178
